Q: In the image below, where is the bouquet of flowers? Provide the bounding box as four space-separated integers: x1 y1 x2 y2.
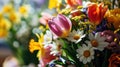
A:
29 0 120 67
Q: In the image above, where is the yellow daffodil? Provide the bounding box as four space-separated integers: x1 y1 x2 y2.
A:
48 0 62 11
9 12 20 23
2 4 13 13
29 33 44 59
29 33 56 66
19 5 30 17
0 18 11 38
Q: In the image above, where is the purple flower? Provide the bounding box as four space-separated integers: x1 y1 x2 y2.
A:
101 30 120 53
101 30 115 43
96 19 108 32
32 0 46 8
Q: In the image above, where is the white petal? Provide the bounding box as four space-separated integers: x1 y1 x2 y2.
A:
99 42 109 46
87 57 92 62
97 47 104 51
80 56 84 61
83 57 87 64
90 49 94 55
95 32 100 39
89 33 94 40
82 44 87 48
75 39 82 43
91 56 94 59
97 37 106 42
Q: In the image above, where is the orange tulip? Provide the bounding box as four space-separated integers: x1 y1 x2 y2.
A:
104 8 120 29
87 3 108 25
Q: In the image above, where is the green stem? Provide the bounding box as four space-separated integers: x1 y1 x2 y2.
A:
112 0 115 9
102 50 108 67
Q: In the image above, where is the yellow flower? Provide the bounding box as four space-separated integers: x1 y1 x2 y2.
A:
0 18 11 30
19 5 30 17
39 26 46 32
0 12 3 19
29 39 41 53
2 4 13 13
48 0 62 11
0 18 11 37
0 29 8 38
9 12 20 23
29 33 45 59
105 8 120 29
39 25 49 32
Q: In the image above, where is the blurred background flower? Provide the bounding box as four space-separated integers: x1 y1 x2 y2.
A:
0 0 50 67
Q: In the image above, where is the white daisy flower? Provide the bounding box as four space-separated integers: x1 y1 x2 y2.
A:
50 40 63 56
86 32 109 51
66 30 86 43
43 30 52 45
76 44 94 64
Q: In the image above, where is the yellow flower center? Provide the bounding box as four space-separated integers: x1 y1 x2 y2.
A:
19 6 27 14
91 40 98 47
57 44 62 51
10 14 17 22
3 5 12 13
83 50 90 57
74 35 80 40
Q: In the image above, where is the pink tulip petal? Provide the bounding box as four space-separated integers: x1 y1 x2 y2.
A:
48 20 63 36
57 14 72 30
52 15 64 29
39 17 47 25
39 12 53 25
48 14 72 37
39 45 56 67
76 0 82 5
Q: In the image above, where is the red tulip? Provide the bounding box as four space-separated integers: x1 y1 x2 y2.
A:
48 14 72 38
87 3 108 25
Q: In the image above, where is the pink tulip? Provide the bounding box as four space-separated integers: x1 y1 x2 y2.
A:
38 45 56 67
65 0 82 7
87 3 108 25
39 12 53 25
48 14 72 38
76 0 82 5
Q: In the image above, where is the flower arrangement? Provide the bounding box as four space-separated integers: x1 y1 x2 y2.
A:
29 0 120 67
